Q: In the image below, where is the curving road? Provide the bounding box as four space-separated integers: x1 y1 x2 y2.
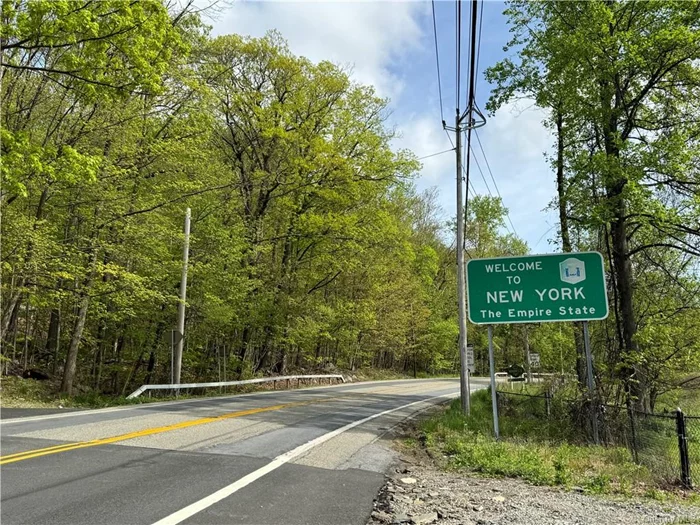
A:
1 378 488 525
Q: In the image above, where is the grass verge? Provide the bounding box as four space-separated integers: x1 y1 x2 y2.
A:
419 389 699 503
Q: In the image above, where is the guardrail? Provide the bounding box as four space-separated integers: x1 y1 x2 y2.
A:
126 374 346 399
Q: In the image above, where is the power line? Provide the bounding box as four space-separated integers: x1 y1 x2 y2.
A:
455 0 462 110
474 129 519 237
469 144 493 196
474 0 484 100
444 129 455 149
417 148 455 161
431 0 446 124
463 0 479 251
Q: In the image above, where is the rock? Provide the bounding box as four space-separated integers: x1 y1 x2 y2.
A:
492 495 505 503
387 486 396 493
372 510 391 523
392 514 411 524
472 505 483 512
400 477 418 485
436 509 447 519
428 492 440 498
410 512 438 525
395 485 406 493
572 486 585 494
413 498 424 505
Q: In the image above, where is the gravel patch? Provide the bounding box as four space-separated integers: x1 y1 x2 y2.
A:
367 459 700 525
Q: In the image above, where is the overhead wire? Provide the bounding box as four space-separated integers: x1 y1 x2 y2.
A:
431 0 446 125
462 0 479 252
456 0 462 110
474 0 484 98
462 0 519 240
417 148 455 161
469 144 494 197
474 129 519 237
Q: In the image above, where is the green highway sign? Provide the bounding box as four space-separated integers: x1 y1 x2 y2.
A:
466 252 609 325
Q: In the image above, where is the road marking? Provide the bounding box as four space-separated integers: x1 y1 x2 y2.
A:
151 392 458 525
0 378 463 426
0 398 337 465
0 388 447 464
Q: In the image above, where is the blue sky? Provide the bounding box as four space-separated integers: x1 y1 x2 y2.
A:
209 1 559 252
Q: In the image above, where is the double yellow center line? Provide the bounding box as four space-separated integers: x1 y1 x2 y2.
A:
0 384 442 466
0 398 328 465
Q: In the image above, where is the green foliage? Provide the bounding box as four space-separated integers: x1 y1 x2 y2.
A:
486 0 700 409
421 393 658 497
1 4 533 396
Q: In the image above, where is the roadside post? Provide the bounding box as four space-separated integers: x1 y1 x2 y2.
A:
466 252 609 440
582 321 599 444
164 329 183 386
487 325 499 439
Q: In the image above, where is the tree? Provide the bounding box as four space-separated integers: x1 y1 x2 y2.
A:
486 0 700 408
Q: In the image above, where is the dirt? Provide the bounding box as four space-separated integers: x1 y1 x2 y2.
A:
367 432 700 525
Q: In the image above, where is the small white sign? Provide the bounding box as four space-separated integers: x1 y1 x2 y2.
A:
466 345 475 372
529 352 540 368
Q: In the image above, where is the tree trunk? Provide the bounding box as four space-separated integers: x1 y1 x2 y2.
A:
555 110 587 387
602 109 643 408
60 249 97 395
46 307 60 374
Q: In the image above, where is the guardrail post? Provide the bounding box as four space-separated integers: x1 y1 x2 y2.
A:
676 408 693 489
545 390 551 419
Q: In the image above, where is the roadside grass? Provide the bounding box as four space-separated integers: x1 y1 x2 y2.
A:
657 387 700 416
0 376 176 408
0 368 435 409
419 389 699 503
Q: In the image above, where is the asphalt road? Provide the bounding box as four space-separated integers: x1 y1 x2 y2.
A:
0 378 489 525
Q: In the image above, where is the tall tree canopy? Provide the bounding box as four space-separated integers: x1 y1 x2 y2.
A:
486 0 700 408
2 2 526 395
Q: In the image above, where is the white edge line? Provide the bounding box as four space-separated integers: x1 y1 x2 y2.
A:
151 392 459 525
0 378 464 426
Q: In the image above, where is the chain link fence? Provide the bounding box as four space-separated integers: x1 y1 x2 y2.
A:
496 388 698 489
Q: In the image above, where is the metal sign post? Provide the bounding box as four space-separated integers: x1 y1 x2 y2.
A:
488 325 499 439
582 321 599 444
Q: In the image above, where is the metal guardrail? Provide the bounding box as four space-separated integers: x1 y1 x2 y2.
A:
126 374 345 399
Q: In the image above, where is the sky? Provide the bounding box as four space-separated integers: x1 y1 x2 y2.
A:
207 0 560 253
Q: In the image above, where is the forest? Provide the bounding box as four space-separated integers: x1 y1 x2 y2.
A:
1 0 699 412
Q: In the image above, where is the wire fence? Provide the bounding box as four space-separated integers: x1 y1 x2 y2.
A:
496 389 698 489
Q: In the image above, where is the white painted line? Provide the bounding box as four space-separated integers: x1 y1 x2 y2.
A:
151 392 458 525
0 378 466 426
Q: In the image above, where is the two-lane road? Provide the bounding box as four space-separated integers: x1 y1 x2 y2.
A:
1 378 488 525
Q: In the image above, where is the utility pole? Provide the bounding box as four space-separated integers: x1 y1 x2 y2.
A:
455 109 471 415
446 0 485 414
174 208 191 385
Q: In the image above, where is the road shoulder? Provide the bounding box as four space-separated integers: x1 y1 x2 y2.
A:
367 432 700 525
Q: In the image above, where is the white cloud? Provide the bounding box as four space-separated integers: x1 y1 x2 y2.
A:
207 2 557 252
403 99 557 251
209 0 424 101
476 100 558 251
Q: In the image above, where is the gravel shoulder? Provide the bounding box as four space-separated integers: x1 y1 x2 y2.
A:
367 436 700 525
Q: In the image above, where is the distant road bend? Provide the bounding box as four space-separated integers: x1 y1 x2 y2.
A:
0 378 488 525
